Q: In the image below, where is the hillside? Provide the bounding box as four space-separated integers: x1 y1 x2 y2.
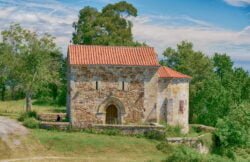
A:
0 100 166 162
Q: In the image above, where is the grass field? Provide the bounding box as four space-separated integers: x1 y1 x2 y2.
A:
0 129 166 161
0 100 65 119
0 100 167 161
32 129 166 161
1 100 249 162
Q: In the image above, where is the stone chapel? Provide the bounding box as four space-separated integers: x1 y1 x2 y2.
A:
67 45 191 133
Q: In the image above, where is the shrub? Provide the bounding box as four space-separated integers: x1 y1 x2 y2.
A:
101 128 121 136
23 117 40 129
18 111 38 121
214 103 249 148
165 125 181 137
215 118 248 149
165 146 203 162
213 103 250 160
156 142 174 154
165 146 232 162
144 130 165 140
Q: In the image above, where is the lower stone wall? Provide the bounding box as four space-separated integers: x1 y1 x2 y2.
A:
40 121 70 130
190 124 216 133
166 135 209 154
92 124 165 135
39 121 164 135
167 137 199 145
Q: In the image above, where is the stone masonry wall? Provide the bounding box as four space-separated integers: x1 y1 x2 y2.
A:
68 65 159 128
157 78 189 133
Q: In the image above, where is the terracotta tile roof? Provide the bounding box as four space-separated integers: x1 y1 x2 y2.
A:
158 66 191 79
68 45 160 66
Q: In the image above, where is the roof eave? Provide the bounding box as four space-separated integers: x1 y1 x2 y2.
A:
69 64 161 67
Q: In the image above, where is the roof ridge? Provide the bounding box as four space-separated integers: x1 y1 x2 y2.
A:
158 66 191 79
69 44 154 49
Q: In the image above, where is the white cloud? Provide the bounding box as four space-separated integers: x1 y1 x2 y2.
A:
0 0 78 54
130 15 250 64
0 7 16 17
224 0 250 7
0 0 249 70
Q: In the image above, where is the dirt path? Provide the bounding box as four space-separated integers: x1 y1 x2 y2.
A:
0 116 28 149
0 116 28 139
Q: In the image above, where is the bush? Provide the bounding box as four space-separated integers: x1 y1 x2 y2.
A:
23 117 40 129
165 125 181 137
156 142 174 154
144 130 165 140
215 103 249 147
18 111 38 121
165 146 203 162
215 118 248 149
165 146 232 162
101 128 121 136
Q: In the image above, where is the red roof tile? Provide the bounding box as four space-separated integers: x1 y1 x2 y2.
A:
158 66 191 79
68 45 160 66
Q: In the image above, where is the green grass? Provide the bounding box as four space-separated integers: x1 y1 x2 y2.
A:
0 99 65 119
0 128 167 161
32 129 166 161
0 99 166 161
0 100 249 161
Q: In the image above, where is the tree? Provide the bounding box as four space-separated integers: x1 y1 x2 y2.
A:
35 57 67 106
233 68 250 102
1 24 62 111
212 54 250 104
0 43 12 100
72 1 141 46
212 53 233 81
161 42 250 126
0 44 6 100
160 41 215 124
215 102 250 155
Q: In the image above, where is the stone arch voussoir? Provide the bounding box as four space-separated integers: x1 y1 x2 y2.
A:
97 96 126 124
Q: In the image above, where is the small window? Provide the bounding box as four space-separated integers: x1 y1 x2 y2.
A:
96 81 98 90
179 100 184 114
122 81 125 91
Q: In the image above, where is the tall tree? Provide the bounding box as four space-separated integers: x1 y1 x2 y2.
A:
160 41 227 125
212 54 250 104
72 1 141 46
161 41 250 126
0 43 13 101
1 24 62 111
213 53 233 81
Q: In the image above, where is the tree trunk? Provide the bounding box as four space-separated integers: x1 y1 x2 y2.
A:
1 85 5 101
11 85 15 100
25 92 32 112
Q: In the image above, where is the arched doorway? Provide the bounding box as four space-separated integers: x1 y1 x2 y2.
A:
106 105 118 124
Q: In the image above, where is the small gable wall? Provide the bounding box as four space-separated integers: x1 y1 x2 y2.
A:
157 78 189 133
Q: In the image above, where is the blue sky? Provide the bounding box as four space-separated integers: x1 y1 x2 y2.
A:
0 0 249 70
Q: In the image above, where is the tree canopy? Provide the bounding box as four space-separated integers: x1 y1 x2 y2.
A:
1 24 63 111
160 41 250 126
72 1 142 46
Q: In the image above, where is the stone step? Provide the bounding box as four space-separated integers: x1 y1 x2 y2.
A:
38 113 67 122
